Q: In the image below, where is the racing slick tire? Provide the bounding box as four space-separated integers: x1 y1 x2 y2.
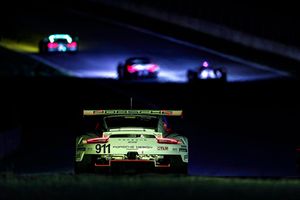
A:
169 156 188 175
38 40 50 54
74 155 93 174
117 65 125 80
187 70 197 83
159 155 188 175
220 72 227 83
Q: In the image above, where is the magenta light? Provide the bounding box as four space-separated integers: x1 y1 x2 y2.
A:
47 42 58 48
148 64 159 72
203 61 209 67
67 42 77 48
127 65 137 73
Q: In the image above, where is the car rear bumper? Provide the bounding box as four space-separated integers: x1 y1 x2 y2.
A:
128 71 158 79
75 154 187 174
47 47 78 52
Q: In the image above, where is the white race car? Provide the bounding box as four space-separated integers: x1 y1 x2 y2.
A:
39 34 78 53
75 110 188 174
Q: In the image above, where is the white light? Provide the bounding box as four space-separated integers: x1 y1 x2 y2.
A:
133 64 147 70
208 70 216 78
200 70 209 79
216 71 222 78
48 34 72 43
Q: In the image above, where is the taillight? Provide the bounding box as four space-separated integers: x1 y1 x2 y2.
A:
157 137 181 144
47 42 58 48
148 64 159 72
127 65 137 73
67 42 77 48
86 137 109 144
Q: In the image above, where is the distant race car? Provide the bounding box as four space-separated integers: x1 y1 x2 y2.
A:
39 34 78 53
75 109 188 174
117 57 160 80
187 61 227 82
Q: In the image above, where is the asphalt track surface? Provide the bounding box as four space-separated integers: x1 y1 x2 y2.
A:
1 5 300 178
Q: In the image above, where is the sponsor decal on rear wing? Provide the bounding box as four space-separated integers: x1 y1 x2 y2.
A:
83 110 182 116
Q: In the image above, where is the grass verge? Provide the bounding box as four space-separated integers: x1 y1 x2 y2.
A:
0 173 300 200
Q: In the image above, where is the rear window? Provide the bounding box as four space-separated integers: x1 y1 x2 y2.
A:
109 134 155 138
54 38 69 43
105 116 158 130
127 58 151 65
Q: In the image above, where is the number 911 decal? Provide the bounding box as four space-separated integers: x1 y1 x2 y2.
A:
95 144 111 153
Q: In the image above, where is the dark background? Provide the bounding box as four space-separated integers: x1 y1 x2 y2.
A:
0 0 300 177
3 0 300 45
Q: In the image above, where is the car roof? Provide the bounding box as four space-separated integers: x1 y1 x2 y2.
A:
125 57 152 64
202 65 224 70
48 34 73 43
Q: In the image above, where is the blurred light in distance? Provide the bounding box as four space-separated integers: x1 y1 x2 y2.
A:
148 64 159 72
203 61 209 67
200 70 209 79
127 65 137 73
67 42 77 48
47 42 58 48
0 39 38 53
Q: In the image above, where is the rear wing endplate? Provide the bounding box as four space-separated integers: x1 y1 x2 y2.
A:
83 110 182 116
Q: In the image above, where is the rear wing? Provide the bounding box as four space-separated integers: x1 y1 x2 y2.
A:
83 110 182 116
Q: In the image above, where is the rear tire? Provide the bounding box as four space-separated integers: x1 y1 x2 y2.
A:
38 41 48 54
162 155 188 175
170 156 188 175
221 72 227 83
187 70 197 83
74 155 93 174
118 65 124 80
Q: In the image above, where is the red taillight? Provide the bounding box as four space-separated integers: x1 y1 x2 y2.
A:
148 64 159 72
127 65 137 73
157 137 181 144
86 137 109 144
67 42 77 48
47 42 58 48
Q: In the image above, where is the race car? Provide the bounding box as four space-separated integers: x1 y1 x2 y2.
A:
38 34 78 53
117 57 160 80
187 61 227 82
75 109 188 174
